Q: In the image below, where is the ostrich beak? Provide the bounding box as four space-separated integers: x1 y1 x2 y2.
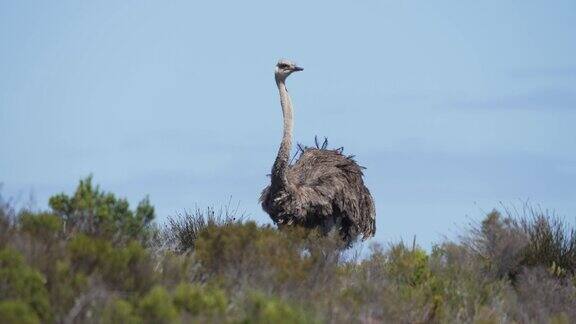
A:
292 66 304 72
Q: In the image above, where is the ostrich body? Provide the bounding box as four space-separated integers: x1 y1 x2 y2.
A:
260 59 376 243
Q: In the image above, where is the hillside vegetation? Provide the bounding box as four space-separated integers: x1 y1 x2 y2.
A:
1 177 575 323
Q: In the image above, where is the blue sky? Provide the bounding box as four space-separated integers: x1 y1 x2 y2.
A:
1 1 575 247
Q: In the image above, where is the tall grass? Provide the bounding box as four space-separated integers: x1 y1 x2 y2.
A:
164 203 243 253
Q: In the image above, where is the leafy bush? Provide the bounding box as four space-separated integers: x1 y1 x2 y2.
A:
0 300 40 324
101 298 141 324
244 292 318 324
193 221 316 291
0 248 51 322
0 193 15 248
49 176 155 244
138 286 178 324
68 235 154 293
19 211 62 241
385 243 431 286
173 283 228 317
47 260 87 321
1 178 576 323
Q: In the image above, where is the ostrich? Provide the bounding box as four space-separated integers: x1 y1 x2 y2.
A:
260 59 376 244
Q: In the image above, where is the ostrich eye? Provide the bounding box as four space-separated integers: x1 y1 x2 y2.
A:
278 63 289 69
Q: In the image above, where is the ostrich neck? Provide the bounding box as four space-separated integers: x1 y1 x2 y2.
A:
271 77 293 188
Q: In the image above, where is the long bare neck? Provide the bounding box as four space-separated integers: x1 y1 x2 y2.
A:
271 77 293 188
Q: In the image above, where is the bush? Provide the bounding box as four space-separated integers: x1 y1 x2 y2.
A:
513 267 576 321
385 243 430 286
463 208 576 280
0 300 40 324
47 260 87 321
244 292 318 324
0 193 15 248
173 283 227 317
68 235 154 293
49 176 155 244
138 286 178 324
518 211 576 276
2 177 576 323
193 222 309 288
0 248 51 322
19 212 62 241
166 205 241 253
462 210 528 279
101 298 141 324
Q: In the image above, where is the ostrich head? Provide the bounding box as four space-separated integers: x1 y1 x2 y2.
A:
275 59 303 82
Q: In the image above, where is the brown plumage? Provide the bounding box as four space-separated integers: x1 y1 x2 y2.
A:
260 59 376 244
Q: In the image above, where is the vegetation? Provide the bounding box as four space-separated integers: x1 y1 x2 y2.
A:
1 177 575 323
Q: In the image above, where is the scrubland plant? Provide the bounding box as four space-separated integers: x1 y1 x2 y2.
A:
0 179 575 323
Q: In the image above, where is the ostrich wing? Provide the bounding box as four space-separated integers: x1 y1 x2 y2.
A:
286 148 376 237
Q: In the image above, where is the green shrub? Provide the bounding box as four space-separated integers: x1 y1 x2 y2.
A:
19 211 62 241
173 283 227 316
244 292 317 324
194 222 308 285
3 177 576 323
17 211 66 279
0 248 51 322
385 243 431 286
0 300 40 324
138 286 179 324
68 235 154 292
47 260 87 320
0 194 15 248
426 243 510 322
101 298 141 324
49 176 155 244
